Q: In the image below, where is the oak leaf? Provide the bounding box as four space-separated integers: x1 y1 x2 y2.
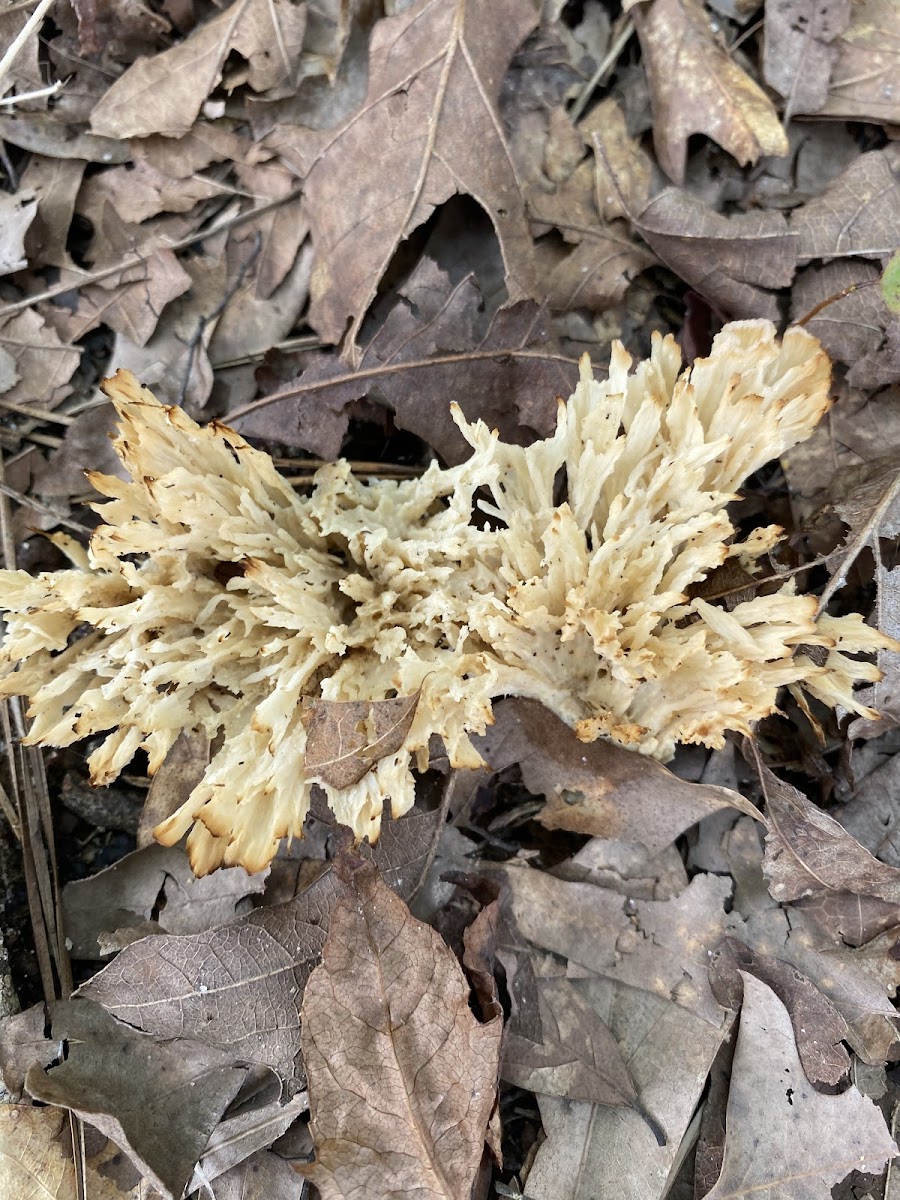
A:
299 859 501 1200
809 0 900 123
269 0 541 345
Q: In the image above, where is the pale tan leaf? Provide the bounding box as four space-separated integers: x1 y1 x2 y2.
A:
299 859 501 1200
634 0 789 184
704 974 897 1200
811 0 900 123
0 1104 142 1200
0 193 38 278
302 690 421 791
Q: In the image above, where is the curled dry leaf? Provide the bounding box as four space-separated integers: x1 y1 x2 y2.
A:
90 0 307 139
633 0 789 184
301 690 422 791
475 698 763 854
298 859 501 1200
704 973 897 1200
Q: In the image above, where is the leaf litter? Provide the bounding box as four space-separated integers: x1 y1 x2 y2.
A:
0 0 899 1198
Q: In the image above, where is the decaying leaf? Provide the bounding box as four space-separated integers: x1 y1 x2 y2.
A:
90 0 307 139
808 0 900 123
0 322 894 874
0 1104 142 1200
25 999 247 1200
62 842 267 959
298 859 501 1200
793 152 900 265
703 974 897 1200
502 969 664 1142
302 691 421 791
523 982 730 1200
270 0 540 344
709 936 850 1085
760 761 900 905
763 0 851 118
723 815 900 1064
633 0 789 184
234 256 575 465
635 190 795 321
474 698 763 853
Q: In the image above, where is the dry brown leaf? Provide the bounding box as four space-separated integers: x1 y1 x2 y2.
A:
0 113 131 164
20 155 86 271
501 865 732 1025
523 981 730 1200
233 256 573 463
810 0 900 123
763 0 851 118
0 1104 143 1200
90 0 307 139
25 998 247 1200
0 308 81 410
791 259 900 387
187 1085 309 1193
302 691 421 791
760 761 900 905
723 816 900 1063
792 152 900 264
77 807 443 1090
634 189 796 321
703 973 897 1200
502 969 664 1142
709 936 850 1085
298 858 501 1200
78 894 325 1093
269 0 540 346
0 1006 55 1099
62 843 267 959
195 1149 304 1200
474 699 762 855
633 0 789 185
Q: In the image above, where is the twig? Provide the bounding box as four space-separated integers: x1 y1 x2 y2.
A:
228 347 590 423
0 480 93 535
0 79 64 106
0 186 305 321
569 16 635 123
0 0 56 94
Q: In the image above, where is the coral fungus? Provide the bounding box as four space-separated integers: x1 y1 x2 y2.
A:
0 320 893 873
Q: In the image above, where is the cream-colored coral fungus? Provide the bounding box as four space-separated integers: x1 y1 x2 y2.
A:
0 321 894 873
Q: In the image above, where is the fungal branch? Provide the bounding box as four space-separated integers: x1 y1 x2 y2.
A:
0 321 894 874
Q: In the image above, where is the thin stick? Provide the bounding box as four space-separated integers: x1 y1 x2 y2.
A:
0 480 93 535
0 79 64 106
569 16 635 123
0 0 56 94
